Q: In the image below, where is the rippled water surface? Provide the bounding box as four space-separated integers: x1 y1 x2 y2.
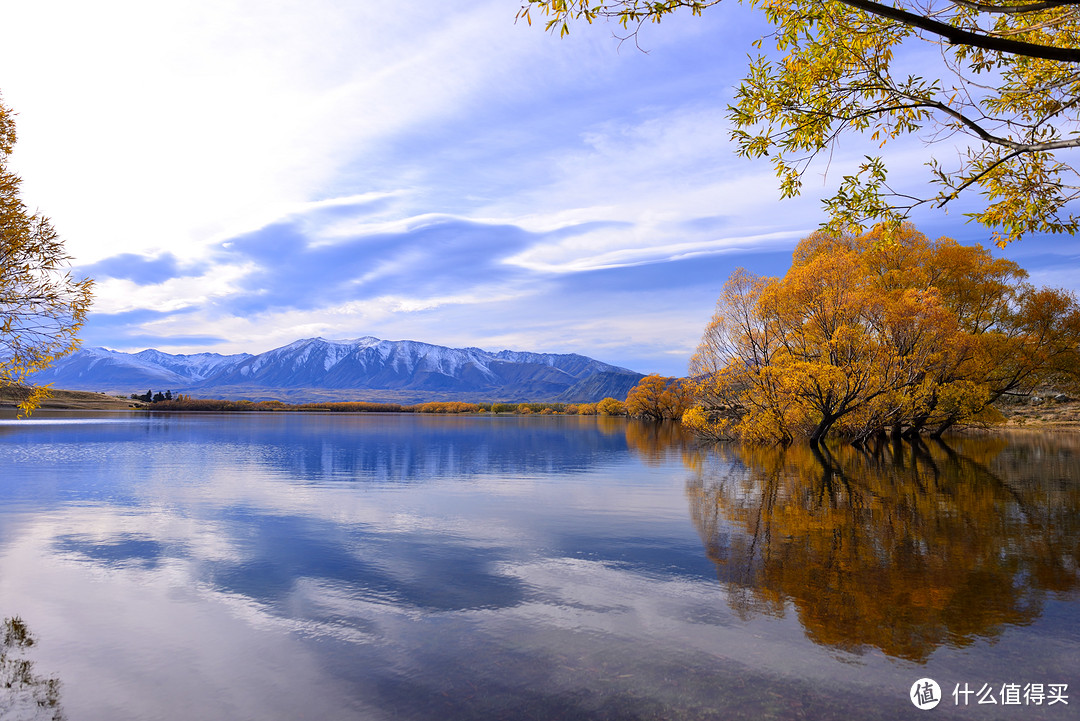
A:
0 411 1077 720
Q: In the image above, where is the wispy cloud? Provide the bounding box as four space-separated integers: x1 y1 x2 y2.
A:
5 1 1066 376
80 253 210 285
2 1 613 261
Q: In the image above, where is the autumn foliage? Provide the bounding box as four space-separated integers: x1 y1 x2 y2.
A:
596 396 626 416
1 97 93 415
684 225 1080 443
522 0 1080 245
624 374 691 421
145 398 629 417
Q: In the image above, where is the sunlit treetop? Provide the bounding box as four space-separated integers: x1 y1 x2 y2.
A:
683 223 1080 444
519 0 1080 245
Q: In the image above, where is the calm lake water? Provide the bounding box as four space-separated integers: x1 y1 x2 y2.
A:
0 411 1077 720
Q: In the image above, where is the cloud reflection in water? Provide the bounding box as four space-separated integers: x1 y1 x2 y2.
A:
0 413 1077 720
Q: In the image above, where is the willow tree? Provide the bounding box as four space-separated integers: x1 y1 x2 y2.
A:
683 224 1080 443
519 0 1080 245
1 98 93 415
625 373 692 420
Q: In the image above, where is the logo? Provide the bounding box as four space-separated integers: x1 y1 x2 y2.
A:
911 678 942 710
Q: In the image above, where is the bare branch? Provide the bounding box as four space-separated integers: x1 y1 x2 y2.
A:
948 0 1080 14
835 0 1080 62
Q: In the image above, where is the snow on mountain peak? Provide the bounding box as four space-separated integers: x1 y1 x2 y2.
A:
29 336 643 401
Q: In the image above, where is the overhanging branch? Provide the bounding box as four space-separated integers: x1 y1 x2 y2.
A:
949 0 1080 14
834 0 1080 62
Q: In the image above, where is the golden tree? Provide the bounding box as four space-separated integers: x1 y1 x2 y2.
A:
685 224 1080 443
624 373 691 421
596 396 627 415
1 98 93 415
520 0 1080 245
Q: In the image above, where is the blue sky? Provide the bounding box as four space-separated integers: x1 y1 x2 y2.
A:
3 0 1079 376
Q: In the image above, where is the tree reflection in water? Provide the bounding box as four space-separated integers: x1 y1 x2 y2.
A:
624 420 694 466
681 435 1080 662
1 617 64 721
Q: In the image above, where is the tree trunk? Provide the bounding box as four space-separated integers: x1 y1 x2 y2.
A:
809 420 831 445
903 414 928 440
930 413 958 440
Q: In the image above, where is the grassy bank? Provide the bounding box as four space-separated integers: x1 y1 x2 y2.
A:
0 388 145 411
2 387 625 416
998 396 1080 429
144 398 612 415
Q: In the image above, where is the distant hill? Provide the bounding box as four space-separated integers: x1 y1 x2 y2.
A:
28 347 254 392
30 337 645 403
556 371 647 404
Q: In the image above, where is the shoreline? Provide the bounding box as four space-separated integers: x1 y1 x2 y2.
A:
5 388 1080 430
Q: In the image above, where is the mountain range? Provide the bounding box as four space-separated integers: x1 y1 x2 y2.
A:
29 337 646 404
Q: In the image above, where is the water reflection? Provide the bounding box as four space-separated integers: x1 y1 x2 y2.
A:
203 511 528 614
0 413 635 486
0 617 64 720
686 436 1080 662
2 413 1078 720
624 421 695 466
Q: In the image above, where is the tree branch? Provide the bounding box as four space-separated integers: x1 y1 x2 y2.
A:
834 0 1080 62
948 0 1080 14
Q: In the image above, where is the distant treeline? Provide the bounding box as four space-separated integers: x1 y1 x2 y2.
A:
137 375 692 420
142 395 633 416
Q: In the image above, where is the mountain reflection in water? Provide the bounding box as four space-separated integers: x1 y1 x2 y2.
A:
1 412 1077 720
683 435 1080 662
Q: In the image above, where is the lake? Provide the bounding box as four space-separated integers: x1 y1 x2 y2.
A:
0 411 1077 720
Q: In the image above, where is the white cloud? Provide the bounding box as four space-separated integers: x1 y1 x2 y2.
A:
128 284 537 355
90 262 257 314
471 104 819 269
1 0 899 375
503 228 802 273
0 0 607 264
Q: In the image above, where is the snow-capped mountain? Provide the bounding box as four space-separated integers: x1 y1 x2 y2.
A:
29 347 252 390
29 337 644 402
131 349 255 381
